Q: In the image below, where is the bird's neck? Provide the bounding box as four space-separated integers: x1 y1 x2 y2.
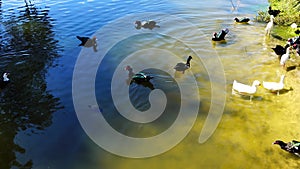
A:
286 49 290 55
279 77 285 84
186 58 192 66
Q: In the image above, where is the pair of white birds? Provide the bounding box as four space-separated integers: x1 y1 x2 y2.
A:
232 75 285 101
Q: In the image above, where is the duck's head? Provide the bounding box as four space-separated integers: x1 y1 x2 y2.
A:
125 65 133 71
234 18 238 21
253 80 261 86
135 20 142 28
273 140 286 147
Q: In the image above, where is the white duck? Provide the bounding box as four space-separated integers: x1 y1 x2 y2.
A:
232 80 261 101
280 47 291 67
265 15 274 36
263 75 285 95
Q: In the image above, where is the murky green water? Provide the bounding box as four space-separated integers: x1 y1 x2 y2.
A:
1 0 300 169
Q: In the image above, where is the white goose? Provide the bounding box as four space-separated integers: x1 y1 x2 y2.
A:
263 75 285 95
232 80 261 101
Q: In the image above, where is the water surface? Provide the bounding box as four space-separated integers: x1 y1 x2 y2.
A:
1 0 300 169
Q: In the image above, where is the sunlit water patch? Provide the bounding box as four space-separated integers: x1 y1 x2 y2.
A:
2 0 300 168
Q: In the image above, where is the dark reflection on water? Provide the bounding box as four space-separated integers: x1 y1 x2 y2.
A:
0 1 61 168
96 34 181 138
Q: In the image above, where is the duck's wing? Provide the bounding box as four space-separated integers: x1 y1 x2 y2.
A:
272 46 285 56
76 36 89 46
174 63 186 70
240 18 250 22
280 54 289 65
218 29 229 40
233 81 254 94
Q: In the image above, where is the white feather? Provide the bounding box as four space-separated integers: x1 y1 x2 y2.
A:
263 75 285 95
232 80 260 100
265 15 274 36
280 47 290 66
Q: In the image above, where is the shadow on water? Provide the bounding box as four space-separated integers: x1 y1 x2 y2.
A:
0 1 62 168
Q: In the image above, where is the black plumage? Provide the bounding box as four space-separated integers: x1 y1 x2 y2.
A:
234 17 250 23
268 6 281 17
273 140 300 157
272 44 289 59
212 28 229 41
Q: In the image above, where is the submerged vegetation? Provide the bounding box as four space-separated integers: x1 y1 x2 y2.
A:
255 0 300 39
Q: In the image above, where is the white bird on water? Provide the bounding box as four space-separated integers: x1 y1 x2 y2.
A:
232 80 261 101
265 15 274 36
263 75 285 95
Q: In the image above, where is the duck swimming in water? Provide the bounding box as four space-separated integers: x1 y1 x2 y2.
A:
273 140 300 157
76 36 97 52
135 20 160 30
232 79 261 101
174 56 192 74
234 17 250 23
212 28 229 41
131 72 153 84
124 66 154 90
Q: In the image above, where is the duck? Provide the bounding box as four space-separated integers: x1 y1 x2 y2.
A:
234 17 250 23
212 28 229 41
265 15 274 36
272 44 289 59
0 72 10 89
288 36 300 46
135 20 160 30
131 72 153 83
273 140 300 157
232 80 261 101
262 75 285 95
76 36 97 52
124 66 154 90
268 6 281 17
174 56 192 74
280 46 291 68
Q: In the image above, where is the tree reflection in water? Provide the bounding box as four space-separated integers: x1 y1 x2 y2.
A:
0 1 62 168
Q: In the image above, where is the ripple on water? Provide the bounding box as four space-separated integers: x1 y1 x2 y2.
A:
2 0 300 168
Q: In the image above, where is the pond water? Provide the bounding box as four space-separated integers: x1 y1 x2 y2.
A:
1 0 300 169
